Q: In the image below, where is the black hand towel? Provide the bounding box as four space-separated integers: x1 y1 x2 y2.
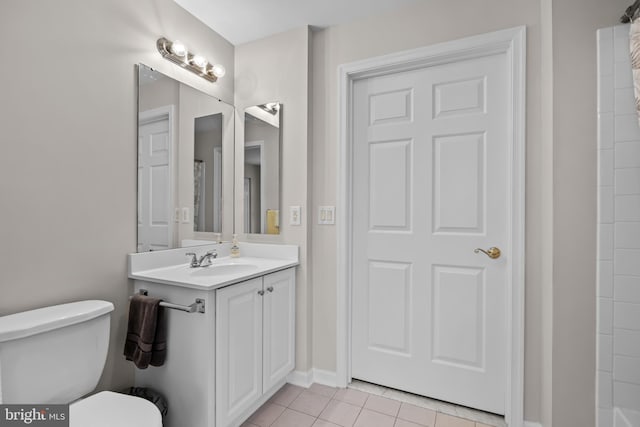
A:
124 295 167 369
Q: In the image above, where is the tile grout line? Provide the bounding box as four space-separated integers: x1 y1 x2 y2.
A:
352 397 366 427
312 389 333 426
287 387 334 427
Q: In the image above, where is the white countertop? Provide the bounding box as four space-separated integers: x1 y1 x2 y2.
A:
128 242 299 291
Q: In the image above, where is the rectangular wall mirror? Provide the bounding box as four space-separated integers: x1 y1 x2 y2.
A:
137 64 234 252
243 103 281 235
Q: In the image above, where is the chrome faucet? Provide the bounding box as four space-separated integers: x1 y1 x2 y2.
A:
198 250 218 267
186 250 218 268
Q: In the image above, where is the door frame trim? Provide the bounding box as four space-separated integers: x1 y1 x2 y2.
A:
336 26 526 426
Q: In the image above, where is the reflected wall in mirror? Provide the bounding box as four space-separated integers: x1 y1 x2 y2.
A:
137 64 234 252
244 103 281 235
193 113 222 233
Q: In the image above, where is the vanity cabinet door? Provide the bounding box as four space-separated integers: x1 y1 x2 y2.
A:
262 268 296 392
216 277 263 427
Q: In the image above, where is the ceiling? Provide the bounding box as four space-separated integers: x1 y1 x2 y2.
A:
173 0 420 45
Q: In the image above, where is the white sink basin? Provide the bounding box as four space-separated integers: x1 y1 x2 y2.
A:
190 263 260 277
129 243 299 290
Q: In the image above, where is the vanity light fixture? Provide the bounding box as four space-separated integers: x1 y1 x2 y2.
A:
156 37 225 83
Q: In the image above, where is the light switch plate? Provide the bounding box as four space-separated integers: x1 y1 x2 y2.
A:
290 206 301 226
318 206 336 225
181 207 190 223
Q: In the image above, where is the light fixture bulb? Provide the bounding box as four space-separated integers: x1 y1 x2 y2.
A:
157 37 221 83
170 40 187 57
192 55 207 68
211 64 226 78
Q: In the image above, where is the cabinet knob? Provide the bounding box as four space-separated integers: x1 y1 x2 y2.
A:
266 286 274 293
258 290 265 296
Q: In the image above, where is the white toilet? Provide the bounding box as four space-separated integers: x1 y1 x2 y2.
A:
0 300 162 427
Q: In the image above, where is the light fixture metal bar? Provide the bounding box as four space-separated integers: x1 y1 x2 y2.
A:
156 37 217 83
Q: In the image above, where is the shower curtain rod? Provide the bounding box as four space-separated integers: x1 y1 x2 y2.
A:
622 0 640 23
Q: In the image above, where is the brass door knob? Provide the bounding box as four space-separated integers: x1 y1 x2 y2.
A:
474 247 501 259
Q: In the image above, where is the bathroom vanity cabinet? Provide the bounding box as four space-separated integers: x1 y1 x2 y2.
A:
129 244 298 427
216 269 295 426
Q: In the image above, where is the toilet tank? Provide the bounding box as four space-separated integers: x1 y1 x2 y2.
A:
0 300 114 404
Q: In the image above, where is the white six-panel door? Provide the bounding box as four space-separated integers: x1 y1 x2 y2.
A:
351 52 509 415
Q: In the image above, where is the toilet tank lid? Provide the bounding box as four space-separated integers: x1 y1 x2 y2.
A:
0 300 114 343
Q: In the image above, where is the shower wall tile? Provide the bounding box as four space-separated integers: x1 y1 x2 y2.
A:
613 355 640 385
599 334 613 372
614 381 640 409
615 24 630 42
600 73 615 113
615 43 630 66
615 60 633 89
615 24 630 61
615 222 640 249
614 328 640 357
616 54 632 74
599 371 613 409
614 141 640 168
600 298 613 335
615 249 640 276
599 260 613 298
599 186 614 223
613 301 640 330
615 168 640 194
599 224 614 260
598 28 614 76
598 408 614 427
615 88 636 115
615 195 640 221
600 113 615 149
615 114 640 142
615 276 640 303
599 149 614 186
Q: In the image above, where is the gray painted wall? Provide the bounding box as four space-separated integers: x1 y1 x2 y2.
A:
0 0 234 392
234 27 312 372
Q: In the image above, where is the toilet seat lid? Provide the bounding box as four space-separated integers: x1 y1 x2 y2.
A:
70 391 162 427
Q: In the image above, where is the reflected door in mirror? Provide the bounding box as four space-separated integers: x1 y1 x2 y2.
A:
138 110 172 251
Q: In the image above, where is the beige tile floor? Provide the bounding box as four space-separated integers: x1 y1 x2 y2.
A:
242 382 505 427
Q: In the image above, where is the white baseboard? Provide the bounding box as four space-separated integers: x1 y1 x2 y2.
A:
287 370 314 388
311 369 338 387
287 369 338 389
523 422 542 427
